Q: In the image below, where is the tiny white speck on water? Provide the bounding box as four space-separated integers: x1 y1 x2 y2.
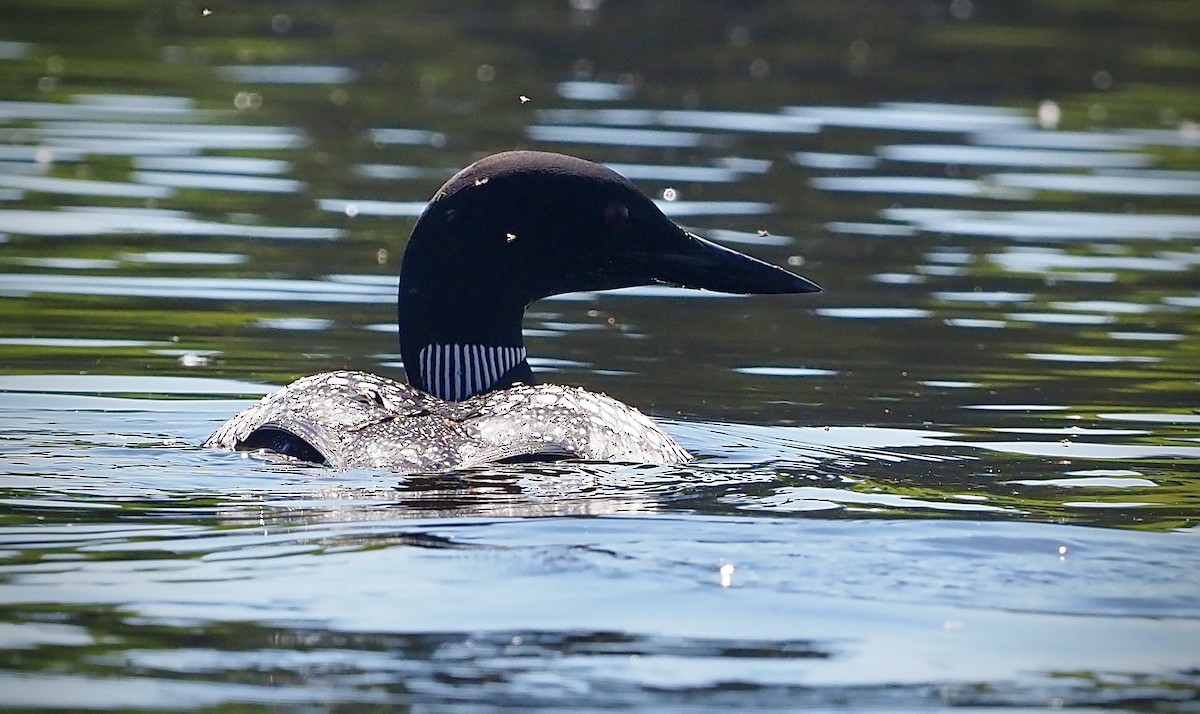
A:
178 353 210 368
1037 99 1061 129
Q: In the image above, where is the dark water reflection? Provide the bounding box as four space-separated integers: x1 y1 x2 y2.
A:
1 0 1199 710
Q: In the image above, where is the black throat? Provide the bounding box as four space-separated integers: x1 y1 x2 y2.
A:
397 209 535 401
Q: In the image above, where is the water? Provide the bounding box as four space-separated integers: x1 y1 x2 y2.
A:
1 1 1199 710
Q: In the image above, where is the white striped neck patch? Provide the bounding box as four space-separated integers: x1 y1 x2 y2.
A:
416 343 528 402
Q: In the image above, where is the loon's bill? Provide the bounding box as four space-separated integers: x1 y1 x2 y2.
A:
627 230 820 295
205 150 820 472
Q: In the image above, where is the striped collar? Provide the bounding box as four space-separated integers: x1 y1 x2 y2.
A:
416 343 527 401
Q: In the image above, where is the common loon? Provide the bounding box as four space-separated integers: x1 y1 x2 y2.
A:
205 151 820 472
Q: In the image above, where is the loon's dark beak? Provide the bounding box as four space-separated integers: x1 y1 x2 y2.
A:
624 230 821 295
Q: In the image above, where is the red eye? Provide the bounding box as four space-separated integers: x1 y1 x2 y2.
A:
603 202 629 231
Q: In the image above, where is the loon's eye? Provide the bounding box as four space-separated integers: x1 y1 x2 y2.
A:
603 202 629 231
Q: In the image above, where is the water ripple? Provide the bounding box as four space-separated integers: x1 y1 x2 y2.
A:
883 208 1200 240
318 198 428 217
527 124 704 147
990 171 1200 196
216 65 358 84
367 128 447 147
133 156 290 175
811 176 990 197
536 108 820 134
0 274 390 303
133 170 303 194
602 162 742 183
0 374 274 395
0 207 341 239
992 247 1193 274
0 174 169 199
970 128 1143 151
0 96 203 121
792 152 878 170
785 102 1030 132
556 80 635 101
33 121 307 150
878 144 1149 168
816 307 931 319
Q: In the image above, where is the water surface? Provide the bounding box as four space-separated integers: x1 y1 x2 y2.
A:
1 1 1198 710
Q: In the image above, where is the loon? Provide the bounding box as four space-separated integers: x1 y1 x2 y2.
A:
204 151 820 472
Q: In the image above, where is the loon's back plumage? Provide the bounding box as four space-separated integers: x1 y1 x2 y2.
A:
204 151 819 473
204 370 688 471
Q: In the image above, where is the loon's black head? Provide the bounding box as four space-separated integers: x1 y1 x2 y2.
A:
398 150 820 401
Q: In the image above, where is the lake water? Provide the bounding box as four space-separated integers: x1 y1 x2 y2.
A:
1 1 1198 710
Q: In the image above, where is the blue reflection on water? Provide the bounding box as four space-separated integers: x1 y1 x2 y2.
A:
991 171 1200 196
216 65 359 84
883 207 1200 240
35 121 308 149
134 156 291 174
556 80 635 101
0 173 169 198
528 124 703 147
134 170 304 194
785 102 1030 131
811 175 993 197
0 207 341 238
0 274 389 302
878 143 1150 168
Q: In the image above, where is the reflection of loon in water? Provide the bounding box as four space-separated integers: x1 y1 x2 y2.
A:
205 151 821 472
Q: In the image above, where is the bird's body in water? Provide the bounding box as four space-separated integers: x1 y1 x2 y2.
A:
205 151 820 472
